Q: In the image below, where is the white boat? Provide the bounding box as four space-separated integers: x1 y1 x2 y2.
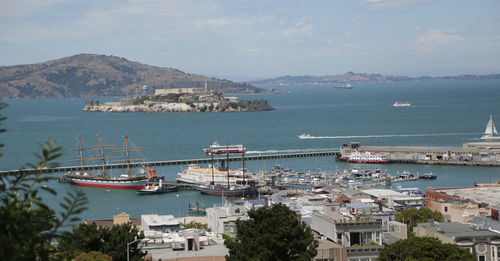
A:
393 101 411 107
344 151 391 163
298 133 313 139
176 164 257 187
481 114 500 140
204 141 245 154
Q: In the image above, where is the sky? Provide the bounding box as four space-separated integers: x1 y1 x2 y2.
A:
1 0 499 80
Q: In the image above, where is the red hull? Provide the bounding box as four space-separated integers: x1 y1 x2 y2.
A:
205 149 245 154
347 159 392 163
71 182 145 189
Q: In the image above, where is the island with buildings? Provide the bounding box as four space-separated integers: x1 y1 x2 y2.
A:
82 85 274 113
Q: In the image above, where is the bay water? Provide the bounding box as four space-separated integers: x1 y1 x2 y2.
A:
1 80 500 219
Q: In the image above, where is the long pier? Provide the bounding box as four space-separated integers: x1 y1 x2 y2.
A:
0 150 340 176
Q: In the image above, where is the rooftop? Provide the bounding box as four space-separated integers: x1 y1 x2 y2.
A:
359 189 404 198
432 186 500 207
419 222 500 238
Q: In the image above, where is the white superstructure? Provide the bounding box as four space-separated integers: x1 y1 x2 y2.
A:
344 151 391 163
176 164 256 186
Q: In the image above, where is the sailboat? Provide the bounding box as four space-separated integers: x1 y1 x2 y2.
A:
61 132 157 189
481 114 500 140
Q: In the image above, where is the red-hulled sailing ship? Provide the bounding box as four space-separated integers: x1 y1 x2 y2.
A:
61 132 157 189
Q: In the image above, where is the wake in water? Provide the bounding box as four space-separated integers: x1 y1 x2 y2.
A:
298 132 480 139
246 148 335 154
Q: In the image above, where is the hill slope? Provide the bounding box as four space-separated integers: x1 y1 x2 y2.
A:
250 72 500 86
0 54 268 99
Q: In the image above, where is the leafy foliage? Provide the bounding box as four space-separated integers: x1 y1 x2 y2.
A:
0 103 89 260
225 203 318 261
0 140 89 260
395 208 443 235
58 223 145 261
378 236 474 261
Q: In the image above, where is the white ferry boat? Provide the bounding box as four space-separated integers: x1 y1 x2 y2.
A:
344 151 391 163
393 101 411 107
176 164 257 186
204 141 245 154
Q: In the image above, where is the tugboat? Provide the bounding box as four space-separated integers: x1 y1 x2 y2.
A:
137 178 178 195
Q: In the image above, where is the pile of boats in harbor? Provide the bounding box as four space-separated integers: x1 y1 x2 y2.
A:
59 135 435 197
261 164 436 189
60 137 258 197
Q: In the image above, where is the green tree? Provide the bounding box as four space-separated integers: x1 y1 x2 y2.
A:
59 223 145 261
378 236 474 261
0 102 89 260
395 208 443 235
225 203 318 261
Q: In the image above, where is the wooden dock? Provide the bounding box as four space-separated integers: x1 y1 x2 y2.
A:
0 150 340 176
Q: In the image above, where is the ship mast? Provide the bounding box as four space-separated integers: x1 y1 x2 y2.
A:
112 132 144 179
78 135 84 173
99 132 106 178
211 150 215 186
125 132 131 178
227 143 230 189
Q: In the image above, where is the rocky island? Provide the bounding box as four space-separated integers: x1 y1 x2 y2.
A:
83 87 273 113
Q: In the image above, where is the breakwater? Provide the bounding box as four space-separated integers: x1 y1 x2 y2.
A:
339 142 500 167
0 150 340 176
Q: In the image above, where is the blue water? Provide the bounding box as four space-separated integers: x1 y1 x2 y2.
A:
1 80 500 219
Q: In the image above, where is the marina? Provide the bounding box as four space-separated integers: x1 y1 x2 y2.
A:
1 81 500 220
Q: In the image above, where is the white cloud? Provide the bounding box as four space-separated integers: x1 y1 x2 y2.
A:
281 24 313 37
416 30 463 52
344 32 352 39
362 0 433 11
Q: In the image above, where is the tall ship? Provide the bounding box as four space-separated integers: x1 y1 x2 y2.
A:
481 114 500 140
393 101 411 107
176 164 257 187
344 151 391 163
196 184 258 197
204 141 245 154
61 132 157 189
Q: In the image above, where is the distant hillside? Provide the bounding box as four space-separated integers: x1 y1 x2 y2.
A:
0 54 275 99
250 72 500 87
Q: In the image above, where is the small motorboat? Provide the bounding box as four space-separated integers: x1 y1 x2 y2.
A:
419 172 437 180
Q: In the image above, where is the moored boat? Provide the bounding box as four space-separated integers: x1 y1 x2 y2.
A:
61 132 157 189
344 151 391 163
176 164 257 187
419 172 437 180
137 178 179 194
196 184 258 197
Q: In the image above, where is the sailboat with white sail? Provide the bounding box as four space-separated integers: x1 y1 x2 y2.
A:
481 114 500 140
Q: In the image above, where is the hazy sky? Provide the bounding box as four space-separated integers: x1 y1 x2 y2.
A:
1 0 499 80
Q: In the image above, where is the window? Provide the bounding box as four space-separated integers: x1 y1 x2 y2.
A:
444 206 448 212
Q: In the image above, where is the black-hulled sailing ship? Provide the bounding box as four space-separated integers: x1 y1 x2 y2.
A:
197 143 258 197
